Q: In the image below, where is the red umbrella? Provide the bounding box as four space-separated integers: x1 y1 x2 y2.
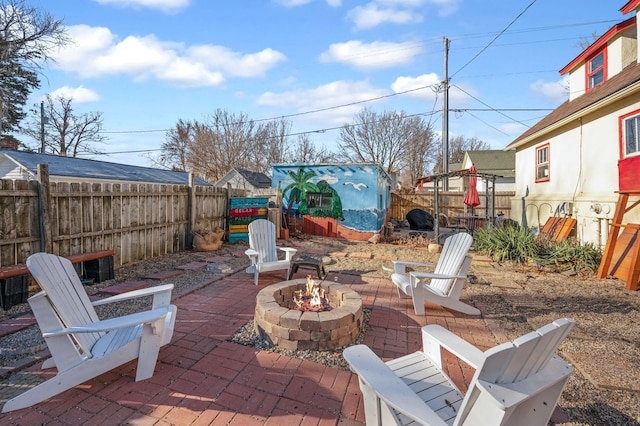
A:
464 165 480 208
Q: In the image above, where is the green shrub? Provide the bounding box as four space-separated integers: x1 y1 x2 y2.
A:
474 224 602 274
534 238 602 274
473 223 537 263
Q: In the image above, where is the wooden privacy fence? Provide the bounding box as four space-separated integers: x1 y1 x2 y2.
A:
0 165 236 268
390 190 515 223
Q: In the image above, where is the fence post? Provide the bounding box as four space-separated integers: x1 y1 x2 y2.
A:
187 172 195 250
37 164 53 254
226 182 232 234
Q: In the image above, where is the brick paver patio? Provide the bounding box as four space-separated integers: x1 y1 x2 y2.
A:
0 260 509 425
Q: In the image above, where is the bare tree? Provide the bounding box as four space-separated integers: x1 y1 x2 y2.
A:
339 108 435 176
433 135 491 173
21 95 106 156
185 109 267 182
401 118 439 185
290 134 337 164
160 110 297 182
0 0 68 133
156 119 193 171
255 117 290 172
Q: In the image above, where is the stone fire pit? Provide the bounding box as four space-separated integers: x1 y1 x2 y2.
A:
254 278 363 351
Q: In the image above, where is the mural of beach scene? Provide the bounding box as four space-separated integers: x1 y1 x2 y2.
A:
271 163 392 240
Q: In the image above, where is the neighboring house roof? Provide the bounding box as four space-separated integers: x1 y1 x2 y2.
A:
463 150 515 178
505 61 640 150
213 168 272 189
235 168 271 188
0 150 211 185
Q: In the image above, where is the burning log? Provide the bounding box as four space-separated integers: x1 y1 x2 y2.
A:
292 275 332 312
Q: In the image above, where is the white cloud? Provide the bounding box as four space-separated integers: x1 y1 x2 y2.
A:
48 86 101 103
422 0 460 16
52 25 286 87
347 0 459 29
499 122 528 136
391 73 440 100
92 0 190 13
188 46 286 78
256 80 389 124
274 0 342 7
319 40 422 70
348 3 422 30
530 76 569 102
391 73 476 105
318 175 339 184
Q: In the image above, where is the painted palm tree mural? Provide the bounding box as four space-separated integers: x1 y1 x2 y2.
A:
282 167 344 221
282 167 319 220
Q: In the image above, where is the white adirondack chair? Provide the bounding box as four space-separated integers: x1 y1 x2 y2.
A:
391 232 479 315
3 252 177 413
343 318 575 426
245 219 297 285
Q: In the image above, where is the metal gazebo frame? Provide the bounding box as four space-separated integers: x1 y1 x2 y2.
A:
416 170 504 242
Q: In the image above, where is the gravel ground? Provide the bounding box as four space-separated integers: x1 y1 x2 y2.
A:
1 232 639 425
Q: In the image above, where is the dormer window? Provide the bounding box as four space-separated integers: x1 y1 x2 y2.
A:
587 49 606 90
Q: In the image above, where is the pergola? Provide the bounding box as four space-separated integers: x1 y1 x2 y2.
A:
415 169 503 241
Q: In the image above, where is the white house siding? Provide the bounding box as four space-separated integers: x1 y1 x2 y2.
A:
568 67 586 101
609 37 624 77
512 96 640 249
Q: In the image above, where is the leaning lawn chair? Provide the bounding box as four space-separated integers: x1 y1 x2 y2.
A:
245 219 297 285
391 232 479 315
344 318 575 426
3 252 177 412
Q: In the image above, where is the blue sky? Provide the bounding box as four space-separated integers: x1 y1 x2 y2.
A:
25 0 625 167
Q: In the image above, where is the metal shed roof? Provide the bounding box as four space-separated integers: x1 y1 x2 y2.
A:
1 150 210 185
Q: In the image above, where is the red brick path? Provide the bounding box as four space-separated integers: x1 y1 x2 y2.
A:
0 265 507 425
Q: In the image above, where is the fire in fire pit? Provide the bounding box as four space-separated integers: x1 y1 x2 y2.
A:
292 275 331 312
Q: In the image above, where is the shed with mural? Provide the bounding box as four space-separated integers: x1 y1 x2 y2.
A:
272 163 392 241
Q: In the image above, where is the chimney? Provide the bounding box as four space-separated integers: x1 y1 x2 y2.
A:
0 136 19 150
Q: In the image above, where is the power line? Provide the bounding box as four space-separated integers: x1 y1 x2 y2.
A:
101 84 441 134
452 0 538 79
95 110 443 157
95 11 613 142
452 84 530 128
463 111 511 136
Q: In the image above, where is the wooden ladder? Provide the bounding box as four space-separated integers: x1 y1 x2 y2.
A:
597 192 640 290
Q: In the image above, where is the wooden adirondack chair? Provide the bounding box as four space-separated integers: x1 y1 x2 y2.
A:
343 318 575 426
3 253 177 413
391 232 479 315
245 219 297 285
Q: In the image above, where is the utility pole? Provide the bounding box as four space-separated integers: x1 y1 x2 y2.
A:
442 37 450 191
40 101 45 154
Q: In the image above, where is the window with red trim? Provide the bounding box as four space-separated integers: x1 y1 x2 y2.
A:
622 112 640 158
587 49 606 90
535 144 549 182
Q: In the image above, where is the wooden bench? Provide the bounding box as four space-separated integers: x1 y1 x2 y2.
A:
0 250 116 310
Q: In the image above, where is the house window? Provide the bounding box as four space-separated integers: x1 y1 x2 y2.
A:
307 192 332 209
622 112 640 157
587 50 606 90
536 144 549 182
